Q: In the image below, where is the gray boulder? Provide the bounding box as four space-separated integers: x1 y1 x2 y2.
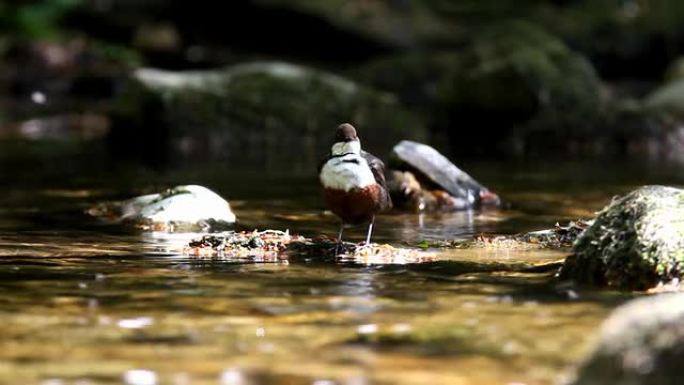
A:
388 140 500 211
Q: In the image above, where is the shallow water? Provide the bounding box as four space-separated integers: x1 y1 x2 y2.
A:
1 158 681 385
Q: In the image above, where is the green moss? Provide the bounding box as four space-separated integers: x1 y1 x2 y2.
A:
560 186 684 290
356 20 602 148
440 20 602 132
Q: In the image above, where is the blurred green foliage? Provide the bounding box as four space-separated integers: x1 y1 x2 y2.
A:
0 0 81 39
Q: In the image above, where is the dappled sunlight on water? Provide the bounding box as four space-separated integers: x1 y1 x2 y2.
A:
0 164 669 384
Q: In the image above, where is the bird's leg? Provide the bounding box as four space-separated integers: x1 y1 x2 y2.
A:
337 222 345 243
334 222 344 255
365 216 375 246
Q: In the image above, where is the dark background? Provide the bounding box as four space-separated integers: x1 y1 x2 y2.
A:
2 0 684 177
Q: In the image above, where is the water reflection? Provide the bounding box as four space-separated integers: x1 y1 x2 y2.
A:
0 163 666 384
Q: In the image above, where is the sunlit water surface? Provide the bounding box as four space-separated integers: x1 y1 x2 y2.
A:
1 158 681 385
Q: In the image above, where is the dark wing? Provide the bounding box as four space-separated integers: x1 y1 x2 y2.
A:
317 151 333 175
361 150 393 209
361 150 387 187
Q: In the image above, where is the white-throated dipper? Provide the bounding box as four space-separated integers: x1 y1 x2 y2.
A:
319 123 392 249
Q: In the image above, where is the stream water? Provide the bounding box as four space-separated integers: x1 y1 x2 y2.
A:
0 153 681 385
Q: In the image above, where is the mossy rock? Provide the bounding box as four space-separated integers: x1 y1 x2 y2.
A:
354 52 461 109
559 186 684 290
441 20 602 134
112 61 427 167
355 21 603 155
570 293 684 385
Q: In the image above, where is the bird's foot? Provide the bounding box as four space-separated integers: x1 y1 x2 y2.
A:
330 241 355 256
353 242 376 256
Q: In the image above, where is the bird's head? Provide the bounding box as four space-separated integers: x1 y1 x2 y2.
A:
331 123 361 156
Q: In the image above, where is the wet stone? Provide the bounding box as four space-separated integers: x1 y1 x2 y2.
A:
388 140 500 212
88 184 236 232
428 220 591 250
185 230 435 264
569 293 684 385
559 185 684 290
185 230 303 260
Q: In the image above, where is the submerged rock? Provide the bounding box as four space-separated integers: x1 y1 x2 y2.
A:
569 293 684 385
387 140 500 211
89 185 235 232
186 230 303 260
559 186 684 290
186 231 435 264
111 61 426 167
428 220 591 251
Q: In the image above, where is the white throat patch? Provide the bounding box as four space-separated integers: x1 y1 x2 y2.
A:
331 141 361 156
320 141 375 191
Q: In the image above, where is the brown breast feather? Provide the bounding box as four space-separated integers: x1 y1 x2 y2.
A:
323 184 390 224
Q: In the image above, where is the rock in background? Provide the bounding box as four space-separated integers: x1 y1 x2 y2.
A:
5 1 684 166
110 62 427 168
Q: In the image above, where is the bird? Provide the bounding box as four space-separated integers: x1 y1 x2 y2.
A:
319 123 392 251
